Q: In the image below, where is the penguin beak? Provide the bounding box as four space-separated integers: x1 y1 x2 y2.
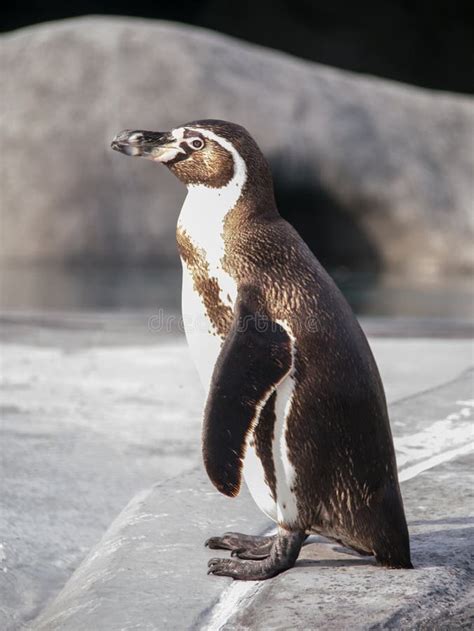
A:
111 129 184 162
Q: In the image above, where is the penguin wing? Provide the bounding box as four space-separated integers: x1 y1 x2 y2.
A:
202 289 293 497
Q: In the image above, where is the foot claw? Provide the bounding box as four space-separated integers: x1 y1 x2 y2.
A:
207 557 244 579
207 558 231 577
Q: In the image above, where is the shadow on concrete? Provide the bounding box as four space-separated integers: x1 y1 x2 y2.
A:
296 556 375 569
409 524 473 569
297 520 473 571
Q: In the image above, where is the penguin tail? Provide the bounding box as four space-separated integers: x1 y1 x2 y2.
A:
375 553 414 570
371 482 414 569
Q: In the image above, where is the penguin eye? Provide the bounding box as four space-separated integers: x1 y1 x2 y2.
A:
190 138 204 150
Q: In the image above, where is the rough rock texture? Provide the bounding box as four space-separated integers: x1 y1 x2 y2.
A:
33 369 474 630
1 16 473 275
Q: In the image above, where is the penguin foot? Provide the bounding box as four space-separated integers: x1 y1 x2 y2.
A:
207 529 306 580
205 532 274 559
230 547 271 560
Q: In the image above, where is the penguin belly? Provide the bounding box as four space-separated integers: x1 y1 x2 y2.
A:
243 374 299 526
242 441 278 522
180 263 223 391
181 262 299 528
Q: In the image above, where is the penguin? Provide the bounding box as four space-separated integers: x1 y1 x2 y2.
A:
111 120 412 580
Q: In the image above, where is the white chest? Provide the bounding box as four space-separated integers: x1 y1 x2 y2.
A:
178 185 240 391
180 264 228 390
178 185 239 305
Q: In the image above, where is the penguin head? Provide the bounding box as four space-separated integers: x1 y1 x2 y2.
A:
111 119 271 189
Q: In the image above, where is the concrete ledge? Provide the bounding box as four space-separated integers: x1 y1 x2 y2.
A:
34 370 473 630
33 470 269 630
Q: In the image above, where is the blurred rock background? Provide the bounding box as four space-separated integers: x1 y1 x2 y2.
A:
0 5 473 315
3 1 474 93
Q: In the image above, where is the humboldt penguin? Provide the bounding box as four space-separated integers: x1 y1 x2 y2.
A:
111 120 412 580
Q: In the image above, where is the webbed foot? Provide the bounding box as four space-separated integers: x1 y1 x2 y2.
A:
205 531 274 559
207 529 305 580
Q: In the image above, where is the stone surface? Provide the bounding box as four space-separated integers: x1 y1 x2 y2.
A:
0 340 202 629
33 470 270 631
33 369 474 630
0 313 472 629
1 17 473 274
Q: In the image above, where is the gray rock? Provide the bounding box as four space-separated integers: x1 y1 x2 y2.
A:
33 369 474 630
1 312 472 629
1 16 473 274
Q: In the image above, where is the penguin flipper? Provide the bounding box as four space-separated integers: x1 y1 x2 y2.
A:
203 291 293 497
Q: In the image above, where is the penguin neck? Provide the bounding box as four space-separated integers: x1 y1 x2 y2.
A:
177 162 278 249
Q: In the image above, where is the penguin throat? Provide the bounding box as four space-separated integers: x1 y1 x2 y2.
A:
177 131 247 270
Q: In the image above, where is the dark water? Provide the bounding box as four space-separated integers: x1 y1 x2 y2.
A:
0 265 472 324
